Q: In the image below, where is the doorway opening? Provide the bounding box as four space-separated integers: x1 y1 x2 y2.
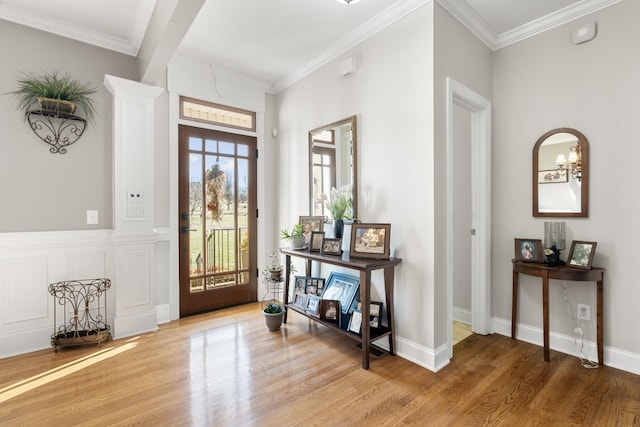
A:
446 77 492 357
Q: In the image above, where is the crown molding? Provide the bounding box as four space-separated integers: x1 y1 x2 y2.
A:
438 0 624 51
269 0 431 94
0 1 155 56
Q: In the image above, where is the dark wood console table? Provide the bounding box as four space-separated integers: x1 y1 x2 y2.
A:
281 248 401 370
511 260 604 364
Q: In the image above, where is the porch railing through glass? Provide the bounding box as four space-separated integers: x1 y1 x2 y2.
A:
190 227 248 292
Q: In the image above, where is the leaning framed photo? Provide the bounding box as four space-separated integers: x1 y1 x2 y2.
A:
309 231 325 252
567 240 597 270
320 272 360 314
321 238 342 256
299 216 324 246
350 223 391 259
514 238 543 262
292 290 307 310
320 299 341 325
305 294 321 317
356 300 384 331
348 309 363 335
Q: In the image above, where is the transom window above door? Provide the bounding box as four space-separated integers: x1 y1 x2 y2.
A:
180 96 256 132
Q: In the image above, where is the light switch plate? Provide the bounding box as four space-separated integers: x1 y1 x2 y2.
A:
86 210 99 225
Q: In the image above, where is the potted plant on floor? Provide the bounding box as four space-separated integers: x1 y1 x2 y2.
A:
8 71 97 124
281 223 305 249
263 302 285 331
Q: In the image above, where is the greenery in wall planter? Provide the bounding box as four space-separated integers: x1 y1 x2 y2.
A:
8 71 97 124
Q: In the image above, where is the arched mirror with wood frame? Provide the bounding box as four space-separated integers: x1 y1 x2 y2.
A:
309 116 357 220
533 127 588 217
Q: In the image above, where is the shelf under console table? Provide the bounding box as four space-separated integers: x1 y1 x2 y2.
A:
511 260 605 365
280 248 401 370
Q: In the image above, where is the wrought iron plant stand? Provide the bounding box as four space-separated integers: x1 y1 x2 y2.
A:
48 278 111 352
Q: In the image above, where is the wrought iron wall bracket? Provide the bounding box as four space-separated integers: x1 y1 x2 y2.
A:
27 109 87 154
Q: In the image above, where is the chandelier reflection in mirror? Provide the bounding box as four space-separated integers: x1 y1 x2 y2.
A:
555 144 582 181
336 0 361 4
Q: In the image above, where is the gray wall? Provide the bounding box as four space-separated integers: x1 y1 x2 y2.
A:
493 0 640 355
0 20 138 232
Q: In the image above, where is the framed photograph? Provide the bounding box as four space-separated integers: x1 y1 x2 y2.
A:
538 169 568 184
305 294 321 317
292 290 307 310
348 309 363 335
321 272 360 314
294 276 307 293
320 299 340 325
369 301 383 330
321 238 342 256
309 231 325 252
350 223 391 259
567 241 597 270
514 238 543 262
356 300 384 330
299 216 324 246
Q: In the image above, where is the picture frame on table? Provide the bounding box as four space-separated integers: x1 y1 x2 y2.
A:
356 300 384 330
309 231 325 252
292 290 307 310
295 276 325 296
299 216 324 246
348 309 363 335
305 294 321 317
320 299 341 326
320 272 360 314
321 238 342 256
350 223 391 260
567 241 597 270
514 238 543 262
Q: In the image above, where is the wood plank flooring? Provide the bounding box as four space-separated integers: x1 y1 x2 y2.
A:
1 303 639 426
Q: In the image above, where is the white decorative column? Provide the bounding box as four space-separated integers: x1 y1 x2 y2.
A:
104 75 164 338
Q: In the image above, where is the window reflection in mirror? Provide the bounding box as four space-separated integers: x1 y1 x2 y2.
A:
533 128 588 218
309 116 357 219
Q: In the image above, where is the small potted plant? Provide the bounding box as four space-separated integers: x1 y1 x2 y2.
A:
281 223 305 249
263 302 285 331
325 184 353 239
8 71 97 124
262 252 283 280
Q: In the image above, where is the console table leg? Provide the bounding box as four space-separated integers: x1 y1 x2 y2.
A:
542 271 550 362
360 270 371 370
597 278 604 365
384 266 396 356
512 270 518 339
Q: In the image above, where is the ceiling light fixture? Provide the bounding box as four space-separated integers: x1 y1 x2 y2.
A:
336 0 361 4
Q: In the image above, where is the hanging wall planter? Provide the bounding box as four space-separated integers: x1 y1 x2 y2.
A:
8 71 97 154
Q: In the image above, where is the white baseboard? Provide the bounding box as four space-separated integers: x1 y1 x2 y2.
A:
155 304 171 324
0 326 52 358
453 306 471 324
493 317 640 376
393 336 450 372
114 312 158 339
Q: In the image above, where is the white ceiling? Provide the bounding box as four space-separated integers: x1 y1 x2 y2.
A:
0 0 623 92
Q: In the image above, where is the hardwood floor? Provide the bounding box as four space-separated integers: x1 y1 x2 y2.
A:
452 321 472 345
1 303 639 426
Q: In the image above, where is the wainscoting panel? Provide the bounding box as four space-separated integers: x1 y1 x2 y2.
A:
1 257 48 324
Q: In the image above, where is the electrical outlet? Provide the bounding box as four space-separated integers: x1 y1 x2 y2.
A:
577 303 591 321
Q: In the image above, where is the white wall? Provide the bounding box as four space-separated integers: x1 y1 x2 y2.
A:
433 2 493 350
493 0 640 372
276 4 440 366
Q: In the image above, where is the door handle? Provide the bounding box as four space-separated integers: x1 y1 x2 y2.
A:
181 226 190 234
